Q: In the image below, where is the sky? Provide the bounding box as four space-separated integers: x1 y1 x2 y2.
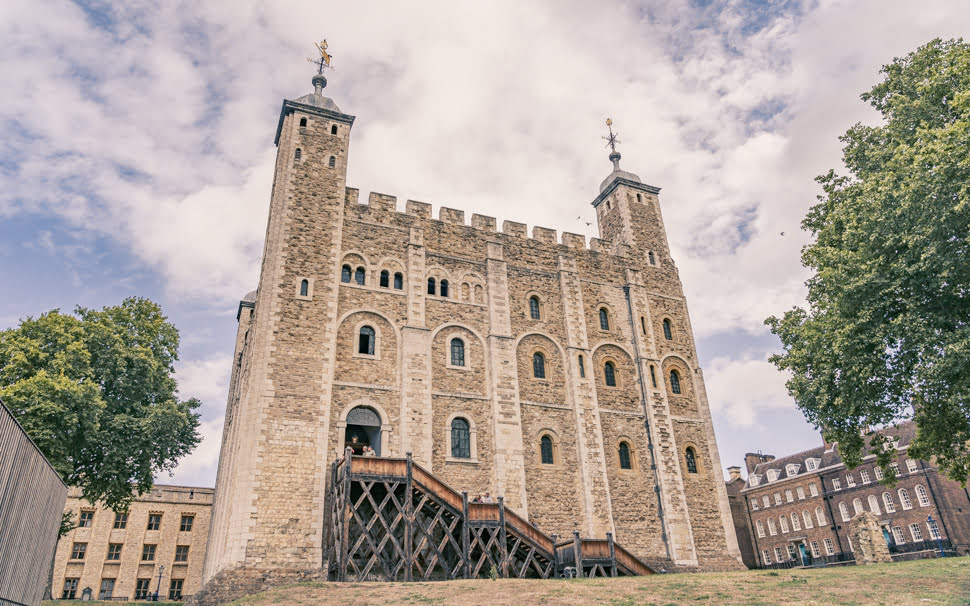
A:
1 0 968 488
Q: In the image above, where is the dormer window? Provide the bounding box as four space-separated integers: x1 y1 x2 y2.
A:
749 474 761 486
805 458 820 471
766 469 780 482
786 464 800 477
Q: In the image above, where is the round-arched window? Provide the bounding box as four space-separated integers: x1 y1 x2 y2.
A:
540 435 554 464
450 338 465 367
619 441 632 470
532 352 546 379
451 418 470 459
358 326 375 355
604 361 617 387
685 447 697 474
670 370 682 394
529 296 540 320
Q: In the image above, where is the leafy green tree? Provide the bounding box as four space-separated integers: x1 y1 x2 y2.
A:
0 297 202 511
767 38 970 484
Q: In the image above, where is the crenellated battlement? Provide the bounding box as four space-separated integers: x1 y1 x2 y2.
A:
343 187 620 253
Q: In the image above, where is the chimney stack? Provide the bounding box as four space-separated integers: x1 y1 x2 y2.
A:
744 452 775 474
727 466 742 482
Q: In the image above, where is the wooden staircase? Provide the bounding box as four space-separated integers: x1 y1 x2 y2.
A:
325 450 655 582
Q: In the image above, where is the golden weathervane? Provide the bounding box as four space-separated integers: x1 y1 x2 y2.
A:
308 39 332 74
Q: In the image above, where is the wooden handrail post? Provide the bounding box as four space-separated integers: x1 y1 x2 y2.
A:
550 534 559 578
405 451 414 582
607 532 617 577
572 530 583 578
461 491 471 579
340 447 354 581
498 496 509 578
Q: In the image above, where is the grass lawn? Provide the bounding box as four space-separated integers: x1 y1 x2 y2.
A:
226 557 970 606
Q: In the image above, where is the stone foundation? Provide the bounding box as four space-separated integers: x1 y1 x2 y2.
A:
187 566 326 606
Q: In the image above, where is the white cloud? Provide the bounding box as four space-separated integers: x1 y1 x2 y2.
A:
705 354 795 428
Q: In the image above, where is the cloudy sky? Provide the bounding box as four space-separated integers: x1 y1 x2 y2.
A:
2 0 967 488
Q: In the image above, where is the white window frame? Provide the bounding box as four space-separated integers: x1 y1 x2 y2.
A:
802 510 813 529
860 469 871 484
762 495 771 508
927 519 942 540
883 492 896 513
824 538 835 555
796 486 805 500
767 469 780 482
874 466 884 481
868 494 881 515
780 516 789 533
909 523 923 542
762 549 772 565
845 473 856 487
756 520 765 538
892 526 905 544
774 492 782 505
840 502 851 522
749 474 761 487
774 547 784 562
906 459 919 474
915 484 931 507
810 540 821 557
790 512 801 531
750 498 759 511
785 489 794 503
899 488 912 510
815 506 826 526
852 498 864 515
786 463 799 477
809 483 819 497
786 544 797 561
767 518 777 536
832 478 842 491
806 458 819 471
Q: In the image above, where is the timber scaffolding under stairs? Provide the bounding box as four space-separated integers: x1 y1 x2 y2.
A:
324 449 656 582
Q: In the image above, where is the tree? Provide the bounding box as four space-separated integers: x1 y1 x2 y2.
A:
767 38 970 484
0 297 202 511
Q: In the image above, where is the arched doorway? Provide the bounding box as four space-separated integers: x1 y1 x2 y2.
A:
344 406 382 456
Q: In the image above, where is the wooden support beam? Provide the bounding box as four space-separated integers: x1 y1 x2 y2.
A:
405 452 414 582
607 532 617 577
572 530 582 578
550 534 559 578
498 497 510 578
461 491 471 579
340 447 354 582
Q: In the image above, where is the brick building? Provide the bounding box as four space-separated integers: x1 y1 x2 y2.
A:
729 422 970 568
200 67 742 598
53 485 212 601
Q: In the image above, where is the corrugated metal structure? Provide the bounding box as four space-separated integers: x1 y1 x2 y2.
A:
0 399 68 606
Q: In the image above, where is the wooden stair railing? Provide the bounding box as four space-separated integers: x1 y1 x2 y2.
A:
326 450 655 581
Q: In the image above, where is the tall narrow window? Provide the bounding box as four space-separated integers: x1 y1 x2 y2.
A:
883 492 896 513
852 498 864 515
532 352 545 379
393 272 403 290
899 488 912 509
299 117 307 128
440 279 449 297
640 316 646 334
685 447 697 473
599 308 609 330
341 265 352 282
329 155 336 168
529 296 540 319
379 270 389 288
450 338 465 367
358 326 375 355
868 495 881 514
300 279 309 296
427 278 436 295
618 441 632 469
354 267 365 285
662 318 673 340
915 485 930 507
670 370 682 394
648 251 656 265
839 502 850 521
604 362 616 387
540 435 554 464
578 355 585 377
815 506 826 526
649 365 657 387
294 148 302 161
331 124 338 135
451 418 470 459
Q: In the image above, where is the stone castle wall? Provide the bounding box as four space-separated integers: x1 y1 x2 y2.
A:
201 88 742 594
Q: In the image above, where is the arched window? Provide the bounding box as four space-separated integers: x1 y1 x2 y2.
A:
756 520 765 538
599 308 609 330
299 279 309 296
331 124 338 135
852 498 864 515
341 265 352 283
915 485 930 507
802 510 813 529
868 495 881 514
637 193 642 203
450 338 465 367
618 441 632 470
662 318 673 340
354 267 365 285
791 512 801 531
648 251 656 265
767 518 776 535
604 361 616 387
649 365 657 388
640 316 647 334
529 296 540 320
883 492 896 513
578 355 585 378
532 352 545 379
393 272 403 290
440 279 449 298
540 435 554 464
427 278 436 295
839 502 850 521
670 370 682 394
899 488 912 509
358 326 375 355
451 418 470 459
779 515 789 533
379 270 389 288
685 447 697 474
295 148 302 161
299 117 307 128
815 506 826 526
329 156 336 168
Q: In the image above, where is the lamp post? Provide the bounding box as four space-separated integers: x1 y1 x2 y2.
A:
154 565 165 601
927 515 945 558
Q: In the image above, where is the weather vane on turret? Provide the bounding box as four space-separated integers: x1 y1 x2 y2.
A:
307 39 333 74
603 118 620 154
